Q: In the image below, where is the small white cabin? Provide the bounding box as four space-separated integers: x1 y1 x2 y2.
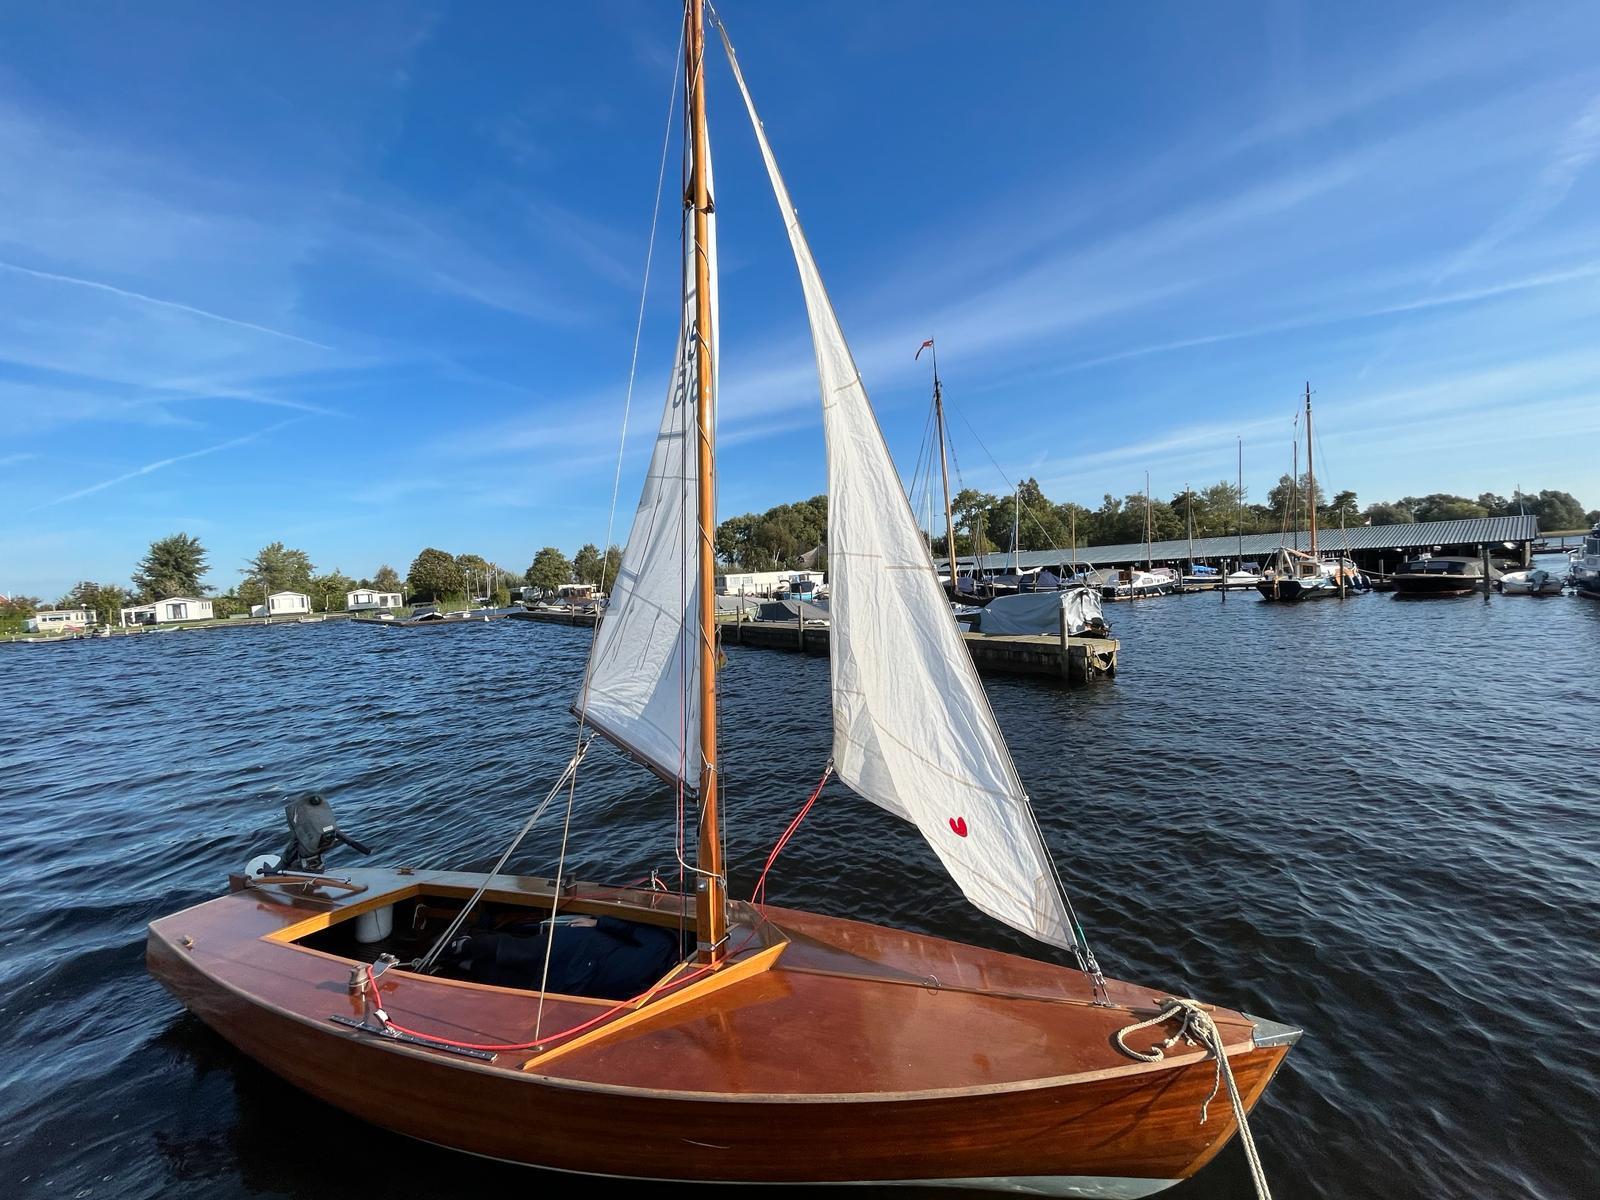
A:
25 608 95 632
252 591 312 617
122 597 214 625
347 588 403 611
556 583 598 603
715 570 824 598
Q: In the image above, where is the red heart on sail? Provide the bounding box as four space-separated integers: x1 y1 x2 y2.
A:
948 816 968 837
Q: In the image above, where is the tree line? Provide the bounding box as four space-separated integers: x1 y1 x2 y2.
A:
0 531 636 632
710 483 1596 567
3 480 1591 632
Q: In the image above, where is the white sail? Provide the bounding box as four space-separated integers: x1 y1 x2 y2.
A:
575 122 719 791
719 36 1077 951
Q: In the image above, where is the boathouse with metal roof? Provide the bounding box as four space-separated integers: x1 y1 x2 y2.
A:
938 515 1541 574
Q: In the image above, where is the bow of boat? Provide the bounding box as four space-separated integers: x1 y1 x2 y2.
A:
148 866 1296 1192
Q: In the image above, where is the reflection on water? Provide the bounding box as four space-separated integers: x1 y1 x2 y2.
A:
1 589 1594 1198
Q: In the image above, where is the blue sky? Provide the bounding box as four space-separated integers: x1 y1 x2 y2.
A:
3 1 1598 599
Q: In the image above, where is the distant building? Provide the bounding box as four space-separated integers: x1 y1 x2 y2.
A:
715 570 824 598
346 588 403 612
252 591 312 617
25 608 95 632
122 597 214 625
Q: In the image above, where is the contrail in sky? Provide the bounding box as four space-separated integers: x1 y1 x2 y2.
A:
0 259 334 350
27 419 301 512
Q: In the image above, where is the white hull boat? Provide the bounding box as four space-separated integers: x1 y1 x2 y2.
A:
1499 568 1563 596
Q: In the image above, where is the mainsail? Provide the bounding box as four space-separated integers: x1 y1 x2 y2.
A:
574 115 720 791
718 32 1078 951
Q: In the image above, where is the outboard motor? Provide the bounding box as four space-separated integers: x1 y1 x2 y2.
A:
248 793 372 876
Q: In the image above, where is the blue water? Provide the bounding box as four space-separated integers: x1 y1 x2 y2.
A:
1 588 1595 1199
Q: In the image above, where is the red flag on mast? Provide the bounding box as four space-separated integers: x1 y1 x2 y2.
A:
915 338 934 360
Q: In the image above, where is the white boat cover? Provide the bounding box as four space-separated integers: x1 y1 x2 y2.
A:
574 110 720 792
979 589 1103 637
722 38 1076 952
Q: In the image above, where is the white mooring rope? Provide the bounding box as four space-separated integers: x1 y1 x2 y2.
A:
1114 996 1274 1200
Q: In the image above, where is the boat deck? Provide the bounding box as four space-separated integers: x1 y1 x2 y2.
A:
148 866 1292 1186
151 866 1255 1093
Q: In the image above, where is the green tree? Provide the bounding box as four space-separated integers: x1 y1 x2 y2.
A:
211 594 241 619
1362 502 1415 526
243 541 315 597
1405 494 1488 523
408 548 465 602
455 553 493 598
1476 492 1511 516
133 532 208 600
373 564 403 593
1528 489 1586 530
600 544 623 587
714 495 829 570
309 569 357 612
572 543 603 585
1266 473 1325 527
62 580 128 626
0 595 43 635
525 547 572 594
1324 489 1360 524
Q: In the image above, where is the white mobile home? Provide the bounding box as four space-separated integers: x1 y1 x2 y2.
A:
714 570 825 598
347 588 403 612
25 608 95 632
121 597 214 625
252 591 312 617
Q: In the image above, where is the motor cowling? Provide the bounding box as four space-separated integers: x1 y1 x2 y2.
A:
277 792 371 873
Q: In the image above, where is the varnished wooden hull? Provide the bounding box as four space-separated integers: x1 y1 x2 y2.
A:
147 868 1295 1193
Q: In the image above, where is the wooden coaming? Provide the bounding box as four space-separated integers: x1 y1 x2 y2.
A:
147 866 1292 1185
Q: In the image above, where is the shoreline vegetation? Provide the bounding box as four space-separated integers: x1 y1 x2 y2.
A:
2 483 1592 638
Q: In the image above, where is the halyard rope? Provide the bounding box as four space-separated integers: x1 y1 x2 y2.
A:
411 740 591 974
1114 997 1275 1200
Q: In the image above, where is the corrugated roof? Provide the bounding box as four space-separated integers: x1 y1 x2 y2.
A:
941 515 1540 570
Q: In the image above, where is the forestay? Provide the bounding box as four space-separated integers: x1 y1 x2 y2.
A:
574 123 720 791
719 33 1077 951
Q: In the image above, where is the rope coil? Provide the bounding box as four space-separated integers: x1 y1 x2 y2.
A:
1114 997 1275 1200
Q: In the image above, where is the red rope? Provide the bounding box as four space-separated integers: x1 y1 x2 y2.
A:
751 763 832 911
358 764 833 1056
364 957 718 1054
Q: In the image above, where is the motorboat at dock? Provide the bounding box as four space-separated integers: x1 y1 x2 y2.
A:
1391 556 1499 597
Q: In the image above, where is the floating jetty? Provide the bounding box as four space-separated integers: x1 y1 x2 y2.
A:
507 608 1115 682
506 608 600 628
720 617 1115 682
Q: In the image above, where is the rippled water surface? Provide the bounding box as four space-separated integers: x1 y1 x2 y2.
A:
2 586 1596 1199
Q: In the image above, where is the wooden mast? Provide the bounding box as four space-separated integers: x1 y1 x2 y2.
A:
1305 382 1317 557
931 346 958 589
687 0 725 964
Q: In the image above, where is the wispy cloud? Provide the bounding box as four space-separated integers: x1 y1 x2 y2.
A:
27 418 301 511
0 451 37 468
1434 92 1600 283
0 259 332 350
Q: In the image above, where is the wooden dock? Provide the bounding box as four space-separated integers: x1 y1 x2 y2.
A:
721 617 1117 682
502 611 1113 684
506 608 1115 681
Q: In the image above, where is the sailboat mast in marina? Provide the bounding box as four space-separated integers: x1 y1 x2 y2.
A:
1305 382 1318 559
1256 381 1363 602
921 337 960 598
146 5 1298 1192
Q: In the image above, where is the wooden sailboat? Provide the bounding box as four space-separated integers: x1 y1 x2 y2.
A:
147 6 1297 1194
1256 384 1363 601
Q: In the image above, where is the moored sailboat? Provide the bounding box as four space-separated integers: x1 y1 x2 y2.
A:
147 6 1296 1194
1257 385 1365 602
